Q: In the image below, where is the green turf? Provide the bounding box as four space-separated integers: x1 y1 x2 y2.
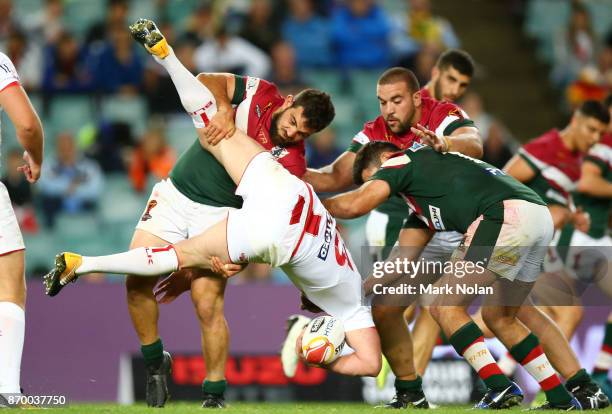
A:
35 402 612 413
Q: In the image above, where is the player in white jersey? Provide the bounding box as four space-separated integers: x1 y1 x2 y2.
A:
44 21 381 379
0 52 44 408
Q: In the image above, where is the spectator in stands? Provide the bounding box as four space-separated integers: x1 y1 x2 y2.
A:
89 24 144 95
194 26 270 78
6 28 41 91
128 126 176 193
330 0 392 69
179 3 215 46
269 41 307 96
38 132 103 228
42 31 92 94
306 127 342 169
23 0 64 45
282 0 333 68
0 0 20 48
85 0 129 47
552 1 597 86
402 0 459 50
1 148 38 233
566 32 612 108
462 91 516 168
239 0 280 54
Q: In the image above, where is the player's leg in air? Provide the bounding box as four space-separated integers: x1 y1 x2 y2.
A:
427 200 582 410
44 19 382 379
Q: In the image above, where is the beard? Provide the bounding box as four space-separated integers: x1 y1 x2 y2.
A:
434 81 444 101
385 110 414 136
269 109 286 146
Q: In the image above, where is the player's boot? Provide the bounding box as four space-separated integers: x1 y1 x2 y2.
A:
379 389 430 409
281 314 311 378
128 18 170 59
529 397 582 411
146 351 172 407
568 380 610 410
474 382 524 409
592 372 612 400
44 252 82 297
201 392 226 409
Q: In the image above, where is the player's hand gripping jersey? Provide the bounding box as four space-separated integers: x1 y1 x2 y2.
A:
169 76 306 208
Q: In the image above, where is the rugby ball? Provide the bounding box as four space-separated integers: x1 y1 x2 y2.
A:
301 316 346 365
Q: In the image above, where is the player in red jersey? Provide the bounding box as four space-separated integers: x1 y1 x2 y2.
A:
45 20 382 386
119 20 334 408
303 64 482 408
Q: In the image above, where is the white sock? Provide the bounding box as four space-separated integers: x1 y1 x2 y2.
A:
0 302 24 393
76 246 179 276
154 50 217 128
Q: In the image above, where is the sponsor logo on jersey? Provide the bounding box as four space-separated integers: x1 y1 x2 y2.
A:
408 142 426 152
255 104 261 119
428 205 445 230
493 252 519 266
246 77 258 90
317 213 334 261
257 128 268 144
309 318 324 333
140 200 158 222
270 146 289 159
448 107 464 119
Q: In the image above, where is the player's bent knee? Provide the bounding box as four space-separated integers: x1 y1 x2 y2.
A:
125 275 159 296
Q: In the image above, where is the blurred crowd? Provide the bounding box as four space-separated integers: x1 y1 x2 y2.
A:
3 0 603 283
524 0 611 109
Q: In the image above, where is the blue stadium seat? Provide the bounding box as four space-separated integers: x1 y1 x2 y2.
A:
166 115 198 155
48 95 95 136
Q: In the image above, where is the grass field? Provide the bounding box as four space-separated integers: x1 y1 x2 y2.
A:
36 402 612 413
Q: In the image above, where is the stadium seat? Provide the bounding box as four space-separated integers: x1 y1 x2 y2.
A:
48 95 95 136
63 0 107 37
166 115 198 155
302 69 346 97
330 95 360 148
100 95 148 136
348 70 382 122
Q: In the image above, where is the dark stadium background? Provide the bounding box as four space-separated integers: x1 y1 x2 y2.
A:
0 0 610 405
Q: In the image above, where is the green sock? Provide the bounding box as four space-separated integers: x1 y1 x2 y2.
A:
203 379 227 396
141 338 164 369
395 376 423 393
566 369 591 391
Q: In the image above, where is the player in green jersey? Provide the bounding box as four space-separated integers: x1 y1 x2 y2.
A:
323 141 591 410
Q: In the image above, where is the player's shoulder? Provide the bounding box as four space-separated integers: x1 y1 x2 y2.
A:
427 97 466 119
587 133 612 165
361 116 387 139
525 129 560 148
0 52 19 91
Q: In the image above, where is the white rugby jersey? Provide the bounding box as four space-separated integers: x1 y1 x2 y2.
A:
0 52 21 170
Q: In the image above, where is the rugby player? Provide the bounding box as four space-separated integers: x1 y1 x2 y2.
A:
127 19 333 409
324 141 585 410
302 61 481 408
44 19 382 383
0 53 44 408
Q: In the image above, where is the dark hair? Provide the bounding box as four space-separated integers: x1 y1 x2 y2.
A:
293 88 335 133
353 142 401 185
603 94 612 109
578 100 610 125
377 67 420 94
436 49 475 77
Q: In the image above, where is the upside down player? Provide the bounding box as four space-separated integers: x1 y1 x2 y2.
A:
324 141 590 410
116 20 335 408
44 19 383 382
300 62 482 408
